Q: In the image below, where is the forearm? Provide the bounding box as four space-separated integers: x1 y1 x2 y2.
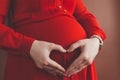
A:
74 0 106 40
0 16 35 55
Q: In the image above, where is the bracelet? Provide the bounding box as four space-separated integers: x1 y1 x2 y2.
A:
90 35 103 49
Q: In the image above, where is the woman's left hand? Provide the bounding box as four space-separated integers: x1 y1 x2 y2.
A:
66 38 100 77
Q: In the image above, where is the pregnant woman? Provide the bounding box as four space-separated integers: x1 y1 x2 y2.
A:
0 0 106 80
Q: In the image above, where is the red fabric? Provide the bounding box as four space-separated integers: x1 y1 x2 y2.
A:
73 0 106 39
0 0 106 80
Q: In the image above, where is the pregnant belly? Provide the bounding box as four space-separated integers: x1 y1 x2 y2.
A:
15 15 87 48
13 15 87 78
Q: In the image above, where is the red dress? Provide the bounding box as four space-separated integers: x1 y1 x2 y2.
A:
0 0 106 80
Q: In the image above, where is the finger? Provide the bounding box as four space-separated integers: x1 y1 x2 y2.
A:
67 40 83 52
53 44 66 53
48 59 65 73
66 59 84 75
66 55 86 76
44 68 57 76
44 66 66 76
44 66 64 74
67 61 88 77
69 63 88 77
79 51 93 65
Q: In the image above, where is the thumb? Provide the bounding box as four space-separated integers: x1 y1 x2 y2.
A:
49 59 65 72
67 40 83 52
52 44 66 53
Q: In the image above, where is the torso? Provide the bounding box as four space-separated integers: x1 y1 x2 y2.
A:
4 0 97 80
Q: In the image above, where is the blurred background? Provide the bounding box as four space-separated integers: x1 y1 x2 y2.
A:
0 0 120 80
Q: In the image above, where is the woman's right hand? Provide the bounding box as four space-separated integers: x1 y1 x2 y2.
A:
30 40 66 76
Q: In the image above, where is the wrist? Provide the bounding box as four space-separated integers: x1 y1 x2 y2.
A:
90 35 103 49
20 36 35 54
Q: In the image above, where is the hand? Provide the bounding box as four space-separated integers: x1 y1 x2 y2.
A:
66 38 100 77
30 40 66 76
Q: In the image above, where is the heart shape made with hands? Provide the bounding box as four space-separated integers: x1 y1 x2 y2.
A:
49 37 100 77
49 48 83 77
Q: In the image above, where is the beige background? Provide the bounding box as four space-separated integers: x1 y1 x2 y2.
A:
0 0 120 80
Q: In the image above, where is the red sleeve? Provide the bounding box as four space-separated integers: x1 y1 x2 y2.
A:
0 0 35 55
73 0 106 40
